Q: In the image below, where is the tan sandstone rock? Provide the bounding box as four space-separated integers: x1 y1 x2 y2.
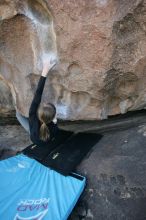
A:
0 76 14 114
0 0 146 120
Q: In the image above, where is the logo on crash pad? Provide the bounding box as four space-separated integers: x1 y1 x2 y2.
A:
52 152 60 159
14 209 48 220
14 198 50 220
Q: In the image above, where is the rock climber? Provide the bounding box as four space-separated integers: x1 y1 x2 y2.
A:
16 57 58 148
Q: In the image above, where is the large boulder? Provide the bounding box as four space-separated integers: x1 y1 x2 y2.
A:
0 0 146 120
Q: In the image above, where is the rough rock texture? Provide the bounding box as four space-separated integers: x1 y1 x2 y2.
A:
0 125 31 160
1 0 146 120
0 77 14 114
72 125 146 220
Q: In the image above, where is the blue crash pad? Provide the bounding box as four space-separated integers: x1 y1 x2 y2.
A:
0 154 86 220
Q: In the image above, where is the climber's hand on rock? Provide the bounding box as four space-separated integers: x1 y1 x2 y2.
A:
42 58 57 77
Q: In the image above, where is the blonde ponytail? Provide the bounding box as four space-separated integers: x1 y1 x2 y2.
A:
37 103 56 141
39 121 50 141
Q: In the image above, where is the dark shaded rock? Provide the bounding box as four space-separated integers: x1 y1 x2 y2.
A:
0 125 31 158
73 126 146 220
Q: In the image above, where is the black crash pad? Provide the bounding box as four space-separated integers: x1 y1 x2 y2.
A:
22 129 73 160
23 131 102 175
41 132 102 175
